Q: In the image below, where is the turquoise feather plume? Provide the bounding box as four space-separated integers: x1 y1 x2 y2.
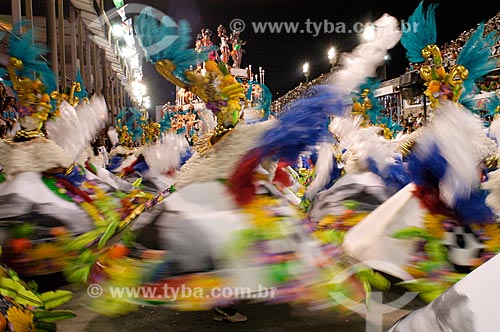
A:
259 83 273 120
400 1 438 63
158 111 172 133
116 107 144 142
8 21 57 96
485 93 500 118
74 67 88 100
458 22 499 106
133 6 215 84
351 77 383 125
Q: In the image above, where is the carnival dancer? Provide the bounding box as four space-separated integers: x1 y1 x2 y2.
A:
304 78 410 236
0 23 163 284
229 30 246 68
342 1 500 303
105 107 192 193
217 25 231 64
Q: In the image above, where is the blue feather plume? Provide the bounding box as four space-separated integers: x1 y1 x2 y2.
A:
400 1 438 63
458 22 499 106
309 148 319 165
407 143 447 188
107 155 124 171
256 85 346 163
134 7 215 84
180 148 193 166
453 189 495 224
229 85 347 205
367 155 410 191
407 143 494 224
133 156 150 174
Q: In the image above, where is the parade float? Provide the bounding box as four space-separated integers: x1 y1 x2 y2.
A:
168 21 273 137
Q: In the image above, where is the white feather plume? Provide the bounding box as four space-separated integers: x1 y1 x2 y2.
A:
329 115 400 176
45 95 108 163
415 101 497 207
331 13 401 95
107 127 119 147
142 133 190 174
75 95 108 143
305 142 336 200
482 168 500 217
44 101 84 162
488 115 500 147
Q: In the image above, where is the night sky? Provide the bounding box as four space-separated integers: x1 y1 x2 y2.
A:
112 0 498 106
5 0 498 106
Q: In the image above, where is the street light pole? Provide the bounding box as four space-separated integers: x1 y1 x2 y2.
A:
303 62 310 83
327 47 336 72
383 54 391 81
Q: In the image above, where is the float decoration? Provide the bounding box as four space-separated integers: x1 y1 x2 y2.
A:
0 255 76 331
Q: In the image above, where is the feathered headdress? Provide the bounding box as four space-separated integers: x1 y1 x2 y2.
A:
0 22 109 177
67 67 89 107
398 2 500 216
134 7 213 86
399 1 438 63
1 22 59 141
457 22 499 107
351 77 383 126
401 2 498 109
115 107 145 146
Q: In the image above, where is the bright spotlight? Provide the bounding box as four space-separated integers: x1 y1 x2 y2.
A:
302 62 310 74
121 46 137 58
327 47 336 61
112 24 124 37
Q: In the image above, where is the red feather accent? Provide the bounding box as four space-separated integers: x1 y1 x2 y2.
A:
57 177 93 203
228 149 263 206
122 158 138 176
412 185 455 217
273 166 293 187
